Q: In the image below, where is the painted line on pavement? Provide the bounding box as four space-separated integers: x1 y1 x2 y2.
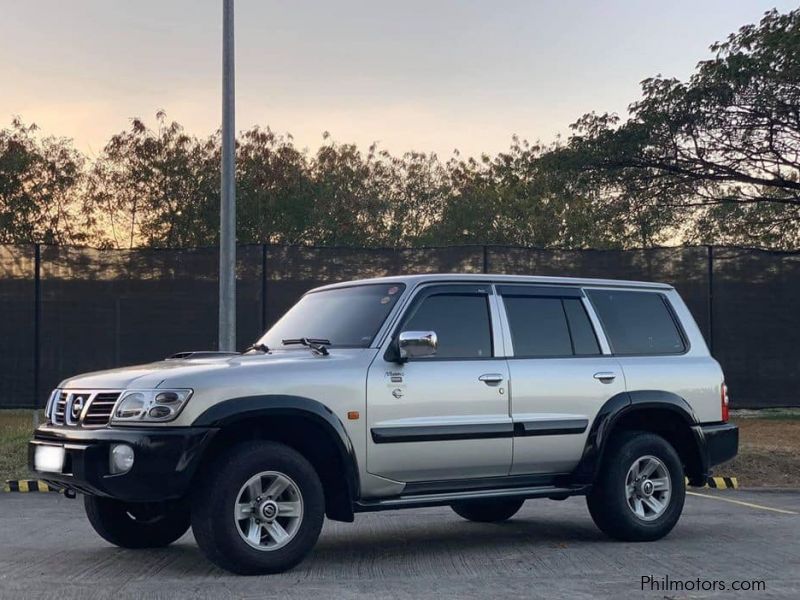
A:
687 491 798 515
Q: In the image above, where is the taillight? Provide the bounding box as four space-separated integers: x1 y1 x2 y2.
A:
721 382 730 422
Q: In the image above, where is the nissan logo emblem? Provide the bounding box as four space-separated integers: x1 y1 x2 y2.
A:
70 396 85 420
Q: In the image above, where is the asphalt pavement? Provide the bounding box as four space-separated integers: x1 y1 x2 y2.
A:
0 489 798 599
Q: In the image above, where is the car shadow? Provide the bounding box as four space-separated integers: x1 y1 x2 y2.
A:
73 515 613 578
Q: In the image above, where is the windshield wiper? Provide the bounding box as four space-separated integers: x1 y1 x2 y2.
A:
243 342 270 354
281 337 331 356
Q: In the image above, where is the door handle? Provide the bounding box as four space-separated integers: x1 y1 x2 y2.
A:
479 373 504 385
593 372 617 383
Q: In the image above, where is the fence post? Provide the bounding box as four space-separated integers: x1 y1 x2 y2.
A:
32 243 41 425
482 245 489 274
260 244 268 332
707 245 714 354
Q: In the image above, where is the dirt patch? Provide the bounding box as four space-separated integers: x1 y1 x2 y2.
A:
721 417 800 487
0 411 40 482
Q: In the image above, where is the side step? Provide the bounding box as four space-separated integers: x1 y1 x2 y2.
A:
354 485 589 513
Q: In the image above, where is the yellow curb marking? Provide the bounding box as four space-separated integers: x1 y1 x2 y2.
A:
687 491 799 515
685 476 738 489
3 480 58 493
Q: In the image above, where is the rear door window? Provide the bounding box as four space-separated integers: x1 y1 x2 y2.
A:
501 294 600 357
563 298 601 355
586 289 686 355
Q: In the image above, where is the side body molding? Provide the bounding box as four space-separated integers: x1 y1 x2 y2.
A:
569 390 708 486
193 395 361 508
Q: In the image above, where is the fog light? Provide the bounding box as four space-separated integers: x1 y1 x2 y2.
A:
110 444 134 474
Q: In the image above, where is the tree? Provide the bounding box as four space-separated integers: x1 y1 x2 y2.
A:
83 112 219 249
560 8 800 247
0 118 85 244
5 7 799 250
430 137 624 248
236 127 315 245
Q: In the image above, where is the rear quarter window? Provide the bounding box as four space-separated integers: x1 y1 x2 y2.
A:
586 289 686 355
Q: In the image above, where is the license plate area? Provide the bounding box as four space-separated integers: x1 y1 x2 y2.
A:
34 444 65 473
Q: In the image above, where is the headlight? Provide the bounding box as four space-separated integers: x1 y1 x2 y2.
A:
110 389 193 424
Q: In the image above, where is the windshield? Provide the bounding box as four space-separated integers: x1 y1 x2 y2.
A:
258 283 406 349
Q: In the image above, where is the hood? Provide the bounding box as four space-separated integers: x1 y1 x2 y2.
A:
59 355 236 390
58 349 370 391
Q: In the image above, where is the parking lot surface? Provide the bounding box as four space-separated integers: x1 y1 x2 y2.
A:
0 490 798 599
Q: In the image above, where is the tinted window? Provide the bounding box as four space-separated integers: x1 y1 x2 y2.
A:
587 289 685 355
563 299 601 355
402 294 492 359
260 283 405 348
503 297 572 356
503 296 600 357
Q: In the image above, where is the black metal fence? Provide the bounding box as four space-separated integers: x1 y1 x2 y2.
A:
1 244 798 409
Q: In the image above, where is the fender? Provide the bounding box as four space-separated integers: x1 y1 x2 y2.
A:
569 390 707 485
193 395 361 506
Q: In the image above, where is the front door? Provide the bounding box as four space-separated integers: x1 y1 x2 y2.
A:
366 284 512 483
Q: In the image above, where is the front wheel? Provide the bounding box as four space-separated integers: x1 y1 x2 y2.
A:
84 496 190 548
586 431 685 542
191 441 325 575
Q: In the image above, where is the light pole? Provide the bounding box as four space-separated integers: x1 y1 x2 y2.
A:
219 0 236 351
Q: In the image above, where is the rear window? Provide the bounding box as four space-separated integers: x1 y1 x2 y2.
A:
586 289 686 355
502 296 600 357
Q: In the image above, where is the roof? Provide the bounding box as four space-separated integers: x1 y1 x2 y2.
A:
312 273 674 293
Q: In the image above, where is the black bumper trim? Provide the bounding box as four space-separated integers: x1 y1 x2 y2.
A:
29 425 217 502
700 422 739 468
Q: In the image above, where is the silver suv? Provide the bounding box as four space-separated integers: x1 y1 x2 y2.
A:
30 274 738 575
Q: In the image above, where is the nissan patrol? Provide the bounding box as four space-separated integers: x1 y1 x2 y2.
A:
29 274 738 575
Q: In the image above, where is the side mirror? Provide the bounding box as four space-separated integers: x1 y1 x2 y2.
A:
398 331 438 361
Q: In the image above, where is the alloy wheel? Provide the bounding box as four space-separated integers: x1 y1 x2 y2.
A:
234 471 304 551
625 455 671 522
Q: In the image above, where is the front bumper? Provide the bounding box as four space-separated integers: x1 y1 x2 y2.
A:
700 422 739 468
29 425 217 502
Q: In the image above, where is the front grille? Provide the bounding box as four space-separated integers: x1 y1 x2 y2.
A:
52 392 68 424
83 392 121 426
48 391 121 428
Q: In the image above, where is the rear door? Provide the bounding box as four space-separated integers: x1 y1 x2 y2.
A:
496 285 626 475
583 288 719 418
366 284 512 483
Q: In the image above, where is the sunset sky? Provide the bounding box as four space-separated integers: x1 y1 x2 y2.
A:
2 0 795 158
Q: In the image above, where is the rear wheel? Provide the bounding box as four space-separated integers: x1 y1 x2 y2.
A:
586 431 685 541
451 498 524 522
84 496 190 548
191 441 325 575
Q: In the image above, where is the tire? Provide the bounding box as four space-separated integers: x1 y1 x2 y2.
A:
191 441 325 575
84 495 190 549
451 497 524 522
586 431 685 542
